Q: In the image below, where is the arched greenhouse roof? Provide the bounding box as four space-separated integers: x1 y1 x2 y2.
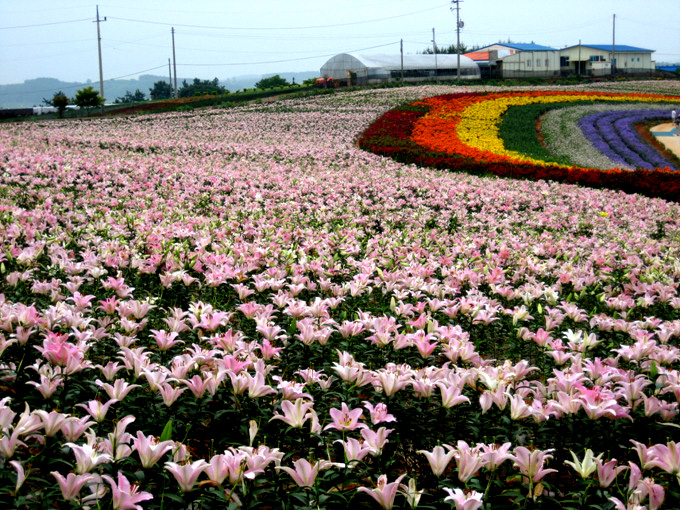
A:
320 53 479 79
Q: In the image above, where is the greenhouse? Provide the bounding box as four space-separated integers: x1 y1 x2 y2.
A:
320 53 480 85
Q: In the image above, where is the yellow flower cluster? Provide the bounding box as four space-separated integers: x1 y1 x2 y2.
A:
456 93 664 167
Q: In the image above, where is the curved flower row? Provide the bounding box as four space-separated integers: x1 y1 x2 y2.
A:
578 109 676 170
541 103 674 170
358 91 680 201
411 91 676 168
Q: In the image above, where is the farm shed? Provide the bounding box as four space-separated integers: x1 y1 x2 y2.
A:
474 43 561 78
319 53 480 85
559 44 655 76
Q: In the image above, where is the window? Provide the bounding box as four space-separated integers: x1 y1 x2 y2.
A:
560 56 570 66
527 59 532 67
545 59 549 67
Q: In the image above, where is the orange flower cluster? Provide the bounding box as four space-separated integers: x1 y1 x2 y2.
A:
411 90 675 167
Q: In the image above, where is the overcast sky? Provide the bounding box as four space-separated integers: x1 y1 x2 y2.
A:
1 0 678 85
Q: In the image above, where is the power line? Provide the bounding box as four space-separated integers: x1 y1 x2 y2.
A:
105 3 450 31
0 18 91 30
178 42 399 67
0 64 168 97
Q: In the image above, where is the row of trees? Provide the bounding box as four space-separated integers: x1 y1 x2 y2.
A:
421 43 478 55
43 75 301 117
43 87 104 117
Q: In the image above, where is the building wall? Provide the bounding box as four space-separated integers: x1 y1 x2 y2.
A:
559 46 654 75
499 51 560 78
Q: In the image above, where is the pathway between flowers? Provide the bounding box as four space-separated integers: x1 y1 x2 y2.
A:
651 122 680 157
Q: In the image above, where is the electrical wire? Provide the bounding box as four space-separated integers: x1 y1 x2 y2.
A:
0 18 92 30
106 3 450 31
178 42 399 67
0 64 169 96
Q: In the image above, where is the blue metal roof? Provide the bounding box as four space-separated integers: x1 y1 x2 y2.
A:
476 43 558 52
501 43 558 51
568 44 654 53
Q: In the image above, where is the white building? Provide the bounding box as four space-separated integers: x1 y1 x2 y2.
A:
559 44 655 76
319 53 480 85
473 43 561 78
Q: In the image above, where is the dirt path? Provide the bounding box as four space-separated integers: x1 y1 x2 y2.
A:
651 122 680 158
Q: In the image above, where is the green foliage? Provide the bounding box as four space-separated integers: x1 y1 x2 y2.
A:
43 91 70 118
421 43 478 54
255 74 290 89
149 80 173 100
115 88 147 104
73 86 104 114
178 78 227 98
499 101 595 165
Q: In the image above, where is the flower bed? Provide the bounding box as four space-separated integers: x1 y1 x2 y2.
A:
578 110 677 170
0 85 679 509
358 91 680 201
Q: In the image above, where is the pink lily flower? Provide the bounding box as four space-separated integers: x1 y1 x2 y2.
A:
26 373 63 399
454 441 486 482
246 371 277 398
418 444 456 477
324 402 368 431
65 441 113 474
205 453 241 486
269 398 316 429
96 378 140 401
361 427 393 456
0 429 26 458
478 442 513 472
443 488 484 510
149 329 184 351
10 460 26 495
51 471 94 501
60 416 96 442
511 446 557 484
335 437 373 464
436 382 470 409
157 383 186 407
165 460 207 492
595 458 628 488
363 401 396 425
77 398 118 423
646 441 680 476
102 471 153 510
132 431 174 468
276 458 331 487
34 409 69 437
357 474 406 510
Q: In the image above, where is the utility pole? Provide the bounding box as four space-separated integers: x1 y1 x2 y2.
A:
432 28 438 83
400 39 404 83
168 58 173 96
172 27 178 98
611 14 616 75
95 5 107 114
451 0 463 80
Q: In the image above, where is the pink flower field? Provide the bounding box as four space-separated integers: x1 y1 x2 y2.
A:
1 82 679 509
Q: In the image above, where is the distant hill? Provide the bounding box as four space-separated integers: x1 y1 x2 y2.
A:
0 71 320 108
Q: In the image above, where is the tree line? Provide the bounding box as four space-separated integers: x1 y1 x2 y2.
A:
43 75 302 117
